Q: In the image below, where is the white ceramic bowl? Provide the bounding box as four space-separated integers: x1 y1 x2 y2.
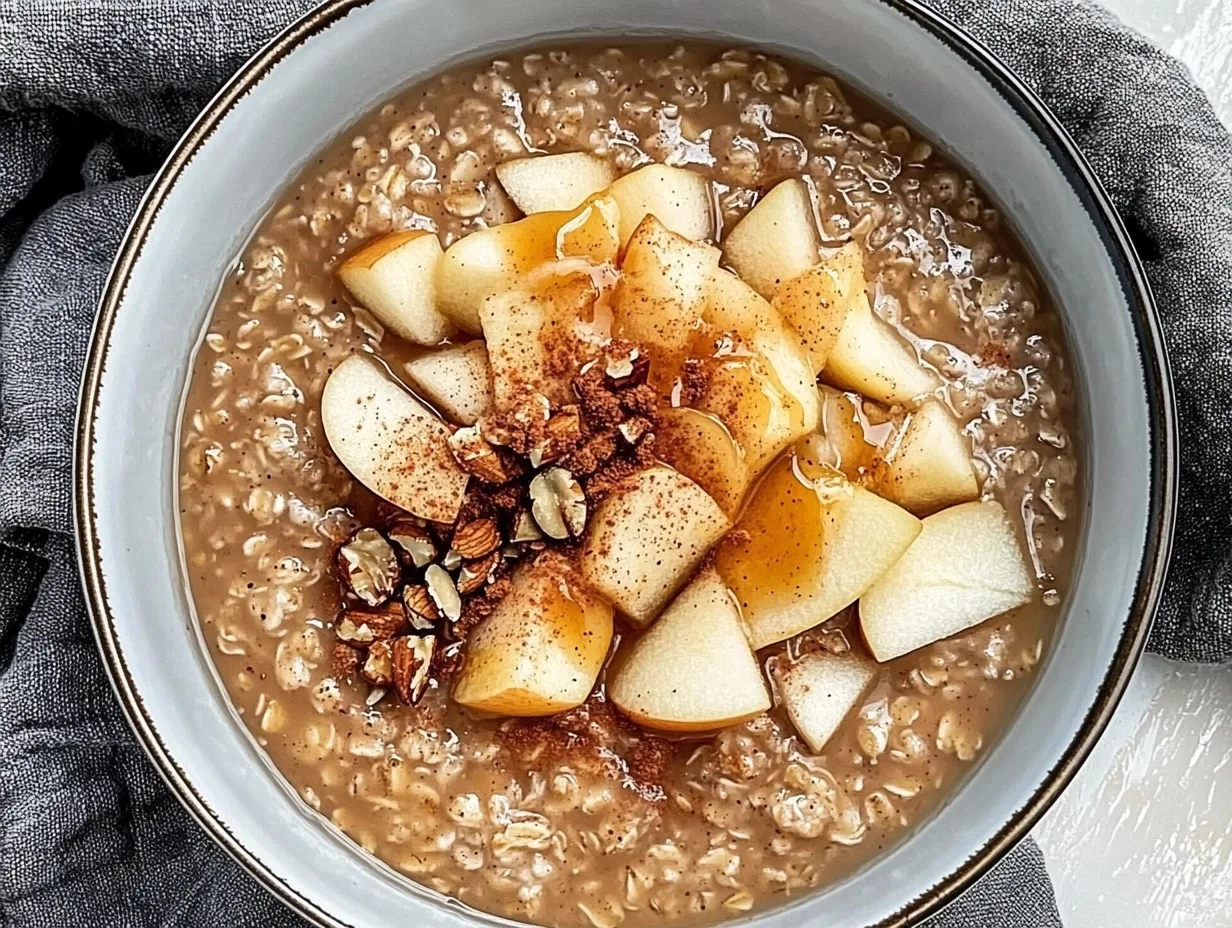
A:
75 1 1176 926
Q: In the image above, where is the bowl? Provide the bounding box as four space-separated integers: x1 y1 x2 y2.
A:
74 0 1176 925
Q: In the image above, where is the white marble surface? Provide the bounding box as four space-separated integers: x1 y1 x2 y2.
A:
1030 3 1232 925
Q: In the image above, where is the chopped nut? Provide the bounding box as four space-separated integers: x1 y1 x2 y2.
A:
335 607 407 645
387 521 436 567
402 584 440 631
332 643 362 681
392 635 436 704
361 639 395 685
457 551 501 595
441 548 463 571
425 564 462 621
337 528 400 606
512 509 544 543
448 425 524 484
604 347 649 388
529 467 587 539
451 516 501 559
617 416 651 445
529 407 584 467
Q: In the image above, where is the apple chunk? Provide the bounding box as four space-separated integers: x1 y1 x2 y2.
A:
496 152 616 213
320 354 468 523
869 399 978 514
722 179 820 299
608 163 713 244
453 554 613 715
772 260 859 373
715 454 921 649
436 196 620 332
655 407 750 517
773 651 876 753
338 230 454 346
580 465 730 626
860 500 1034 662
402 341 493 426
610 569 770 732
480 271 600 409
812 387 891 481
611 215 719 364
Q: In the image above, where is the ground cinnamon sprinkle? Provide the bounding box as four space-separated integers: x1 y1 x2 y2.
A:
978 339 1013 368
678 357 710 407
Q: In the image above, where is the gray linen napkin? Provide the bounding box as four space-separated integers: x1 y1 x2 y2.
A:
1 1 1229 925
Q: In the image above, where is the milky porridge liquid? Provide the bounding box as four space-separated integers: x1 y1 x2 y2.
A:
178 43 1080 927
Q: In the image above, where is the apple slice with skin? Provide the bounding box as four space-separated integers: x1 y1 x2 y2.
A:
338 230 454 346
608 163 713 244
773 651 876 753
480 270 600 409
722 179 820 299
402 340 493 426
868 399 978 515
320 354 468 523
580 464 730 626
860 500 1034 661
436 195 620 333
655 407 750 517
496 152 616 214
611 214 719 366
715 452 921 649
453 553 613 716
609 568 770 732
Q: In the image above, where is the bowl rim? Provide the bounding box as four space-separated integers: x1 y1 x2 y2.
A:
73 1 1178 926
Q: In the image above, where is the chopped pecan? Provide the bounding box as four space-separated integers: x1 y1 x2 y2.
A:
451 515 501 559
332 643 362 682
361 639 395 686
402 584 440 631
392 635 436 704
335 606 407 645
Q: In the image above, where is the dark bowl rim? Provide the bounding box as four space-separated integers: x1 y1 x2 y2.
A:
73 1 1178 927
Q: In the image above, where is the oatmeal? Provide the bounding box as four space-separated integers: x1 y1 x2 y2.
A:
179 44 1079 927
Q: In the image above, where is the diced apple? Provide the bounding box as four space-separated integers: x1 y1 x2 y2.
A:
773 651 876 753
722 179 820 299
580 465 730 626
810 387 891 481
320 354 468 523
654 407 751 517
436 197 620 332
868 399 978 514
609 569 770 731
402 341 493 426
702 265 781 338
480 271 600 409
608 163 713 244
611 215 719 364
338 230 454 346
453 554 613 715
715 454 921 649
496 152 616 214
860 500 1034 661
772 260 859 372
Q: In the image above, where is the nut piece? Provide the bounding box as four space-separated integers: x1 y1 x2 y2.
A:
335 607 407 645
618 416 651 445
512 509 544 543
604 347 650 388
332 643 362 682
448 425 524 484
529 467 588 539
441 548 464 571
361 639 395 686
529 407 585 468
451 516 501 560
392 635 436 704
425 564 463 621
457 551 501 595
402 584 440 631
337 528 400 606
387 521 437 568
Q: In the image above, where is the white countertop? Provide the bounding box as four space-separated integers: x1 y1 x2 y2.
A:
1031 3 1232 925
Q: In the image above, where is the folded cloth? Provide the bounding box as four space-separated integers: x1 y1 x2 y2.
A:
1 1 1229 926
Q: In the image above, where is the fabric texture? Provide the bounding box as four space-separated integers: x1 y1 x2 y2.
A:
0 0 1228 925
